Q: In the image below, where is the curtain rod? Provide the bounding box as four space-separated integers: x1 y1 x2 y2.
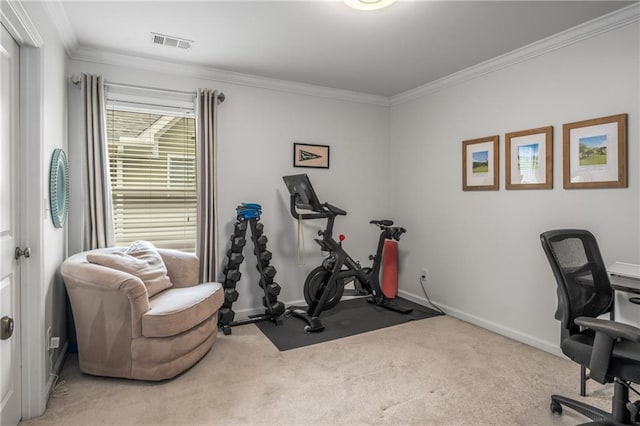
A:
69 75 225 103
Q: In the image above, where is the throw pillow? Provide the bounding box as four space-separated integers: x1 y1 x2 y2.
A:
87 242 172 297
125 241 173 297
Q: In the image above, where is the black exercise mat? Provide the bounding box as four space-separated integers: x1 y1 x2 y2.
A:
255 297 443 351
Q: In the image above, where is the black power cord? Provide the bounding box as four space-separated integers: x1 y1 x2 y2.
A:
418 275 445 315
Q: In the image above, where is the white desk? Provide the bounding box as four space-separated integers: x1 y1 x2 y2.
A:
608 262 640 326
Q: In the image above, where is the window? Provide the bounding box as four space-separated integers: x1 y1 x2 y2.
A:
167 155 196 188
106 105 197 252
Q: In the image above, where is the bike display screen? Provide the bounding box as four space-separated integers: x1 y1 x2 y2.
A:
282 174 323 212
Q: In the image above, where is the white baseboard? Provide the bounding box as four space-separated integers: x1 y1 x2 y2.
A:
397 289 565 359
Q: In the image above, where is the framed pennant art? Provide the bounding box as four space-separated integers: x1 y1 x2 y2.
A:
293 143 330 169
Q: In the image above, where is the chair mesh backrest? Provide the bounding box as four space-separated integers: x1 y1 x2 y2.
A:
540 229 613 333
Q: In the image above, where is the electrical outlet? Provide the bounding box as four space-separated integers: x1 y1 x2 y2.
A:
46 327 59 350
420 268 428 279
49 337 60 349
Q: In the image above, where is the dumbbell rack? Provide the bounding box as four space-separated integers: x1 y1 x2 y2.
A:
218 203 285 335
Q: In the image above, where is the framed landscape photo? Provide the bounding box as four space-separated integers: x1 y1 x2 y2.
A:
293 143 330 169
505 126 553 190
563 114 627 189
462 135 499 191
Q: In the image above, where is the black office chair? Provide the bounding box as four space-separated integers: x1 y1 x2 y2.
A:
541 229 640 425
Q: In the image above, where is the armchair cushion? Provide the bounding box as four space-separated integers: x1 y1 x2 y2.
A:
143 282 223 338
157 249 200 288
87 241 173 297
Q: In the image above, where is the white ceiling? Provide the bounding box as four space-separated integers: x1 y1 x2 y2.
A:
58 1 634 97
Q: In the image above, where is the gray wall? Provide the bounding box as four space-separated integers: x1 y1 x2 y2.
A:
389 23 640 355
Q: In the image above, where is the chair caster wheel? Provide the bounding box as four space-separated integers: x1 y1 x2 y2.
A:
550 400 562 415
284 309 292 318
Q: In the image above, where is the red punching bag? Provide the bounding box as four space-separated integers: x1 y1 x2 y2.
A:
381 239 398 298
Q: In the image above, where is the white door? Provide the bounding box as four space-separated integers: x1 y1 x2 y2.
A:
0 22 22 426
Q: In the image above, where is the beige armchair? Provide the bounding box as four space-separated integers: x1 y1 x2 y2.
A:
61 246 223 381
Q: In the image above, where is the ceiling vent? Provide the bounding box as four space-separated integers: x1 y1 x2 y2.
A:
150 32 193 50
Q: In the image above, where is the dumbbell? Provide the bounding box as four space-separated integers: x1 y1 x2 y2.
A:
233 221 247 237
222 265 242 281
224 279 237 289
253 235 268 252
256 268 276 286
265 282 281 297
262 265 277 279
266 301 285 317
229 236 246 252
224 288 239 304
255 250 272 266
227 253 244 269
224 270 241 285
258 276 277 288
262 294 277 306
218 308 235 325
250 222 264 236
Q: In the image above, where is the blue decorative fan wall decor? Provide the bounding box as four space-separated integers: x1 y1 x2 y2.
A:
50 148 69 228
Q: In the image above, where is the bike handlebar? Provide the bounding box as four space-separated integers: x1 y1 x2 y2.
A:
289 195 347 220
324 202 347 216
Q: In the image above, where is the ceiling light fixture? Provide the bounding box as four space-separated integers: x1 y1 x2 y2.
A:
344 0 397 11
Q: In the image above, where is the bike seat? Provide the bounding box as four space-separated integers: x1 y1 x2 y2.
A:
370 219 393 227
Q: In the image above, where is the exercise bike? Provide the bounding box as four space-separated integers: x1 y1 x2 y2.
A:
282 174 412 333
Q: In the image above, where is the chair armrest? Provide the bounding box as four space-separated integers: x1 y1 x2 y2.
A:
157 249 200 288
574 317 640 384
62 261 148 297
575 317 640 342
61 261 150 338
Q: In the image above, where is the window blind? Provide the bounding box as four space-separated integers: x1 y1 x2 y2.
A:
106 102 197 252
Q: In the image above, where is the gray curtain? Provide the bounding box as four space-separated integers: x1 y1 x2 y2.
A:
81 73 114 250
196 89 220 282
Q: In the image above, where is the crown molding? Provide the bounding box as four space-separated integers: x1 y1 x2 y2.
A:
1 0 43 47
389 3 640 106
43 0 78 54
69 47 391 107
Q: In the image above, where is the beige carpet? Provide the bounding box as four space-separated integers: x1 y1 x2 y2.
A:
21 316 614 425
